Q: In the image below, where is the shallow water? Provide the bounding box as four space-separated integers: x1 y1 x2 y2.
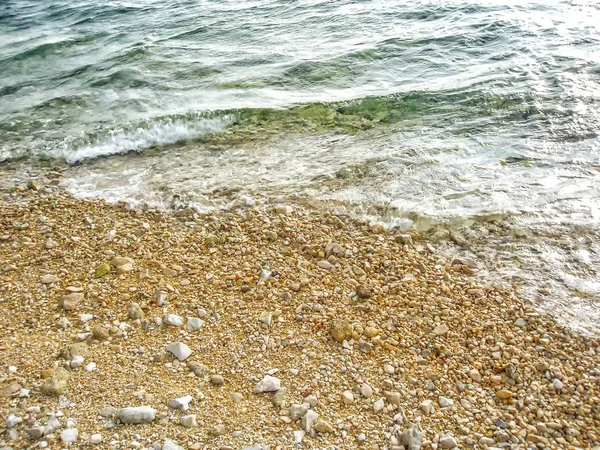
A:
1 0 600 333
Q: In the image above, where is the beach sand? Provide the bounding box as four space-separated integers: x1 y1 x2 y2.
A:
1 183 599 449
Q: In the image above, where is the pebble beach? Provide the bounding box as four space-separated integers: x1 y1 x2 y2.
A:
1 181 599 450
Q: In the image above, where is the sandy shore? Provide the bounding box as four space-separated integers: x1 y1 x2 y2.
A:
1 184 599 450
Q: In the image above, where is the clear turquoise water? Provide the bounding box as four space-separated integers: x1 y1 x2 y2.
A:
2 0 600 332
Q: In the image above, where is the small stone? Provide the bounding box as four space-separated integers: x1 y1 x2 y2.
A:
313 419 334 434
330 319 352 342
168 395 193 412
163 439 184 450
58 317 71 329
186 317 204 331
305 395 318 407
127 303 145 320
117 406 156 424
302 410 319 432
496 389 513 400
259 311 273 327
373 398 385 413
166 342 192 361
59 293 84 311
439 434 458 448
384 391 401 405
40 274 60 284
253 375 281 393
342 390 354 405
94 263 111 278
514 318 528 328
154 290 168 306
357 433 366 442
70 355 85 368
44 415 61 435
84 362 97 372
209 424 226 436
188 362 208 377
420 399 434 415
289 403 309 420
383 363 395 374
180 414 197 428
317 260 334 270
61 428 78 444
61 342 88 360
401 424 423 450
272 387 287 407
293 430 305 444
356 284 371 299
101 407 116 418
6 415 22 428
210 374 225 385
361 383 373 398
439 396 454 408
92 326 110 341
27 426 45 440
433 323 449 336
0 382 20 398
91 434 102 444
469 369 482 383
111 256 134 267
552 379 564 390
233 392 244 403
163 314 184 327
41 367 70 396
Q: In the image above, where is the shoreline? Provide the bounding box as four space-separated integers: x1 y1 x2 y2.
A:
1 186 599 449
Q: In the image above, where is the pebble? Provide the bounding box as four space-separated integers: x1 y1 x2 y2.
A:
210 374 225 385
95 263 111 278
302 410 319 432
166 342 192 361
40 274 59 284
342 390 354 405
84 362 97 372
154 290 168 306
361 383 374 398
357 433 366 442
90 434 102 444
188 361 208 377
162 439 184 450
168 395 193 411
317 260 334 270
469 368 482 383
496 389 513 400
420 399 434 415
313 419 334 434
514 318 528 327
552 378 564 390
6 415 22 428
293 430 305 444
186 317 205 331
439 396 454 408
127 303 145 320
71 355 85 368
180 414 197 428
289 403 309 420
117 406 156 424
253 375 281 393
259 311 273 327
60 428 78 444
41 367 70 396
401 424 423 449
59 293 84 311
373 398 385 413
44 415 61 435
439 435 458 448
163 314 184 327
330 319 352 342
233 392 244 403
433 323 449 336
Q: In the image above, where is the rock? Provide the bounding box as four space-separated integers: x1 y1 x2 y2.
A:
313 419 334 434
163 439 184 450
44 415 61 435
41 367 70 396
317 260 334 270
469 369 481 383
111 256 134 268
127 303 145 320
61 342 88 360
168 395 193 412
356 284 371 299
90 434 102 444
420 399 434 415
180 414 197 428
325 242 344 258
384 391 401 405
210 374 225 385
27 426 45 440
166 342 192 361
253 375 281 393
401 423 423 450
94 263 111 278
272 387 287 407
233 392 244 403
59 293 84 311
70 355 85 368
432 323 449 336
84 362 97 372
117 406 156 424
188 361 208 377
186 317 204 331
289 403 309 420
330 319 352 342
101 407 116 418
5 415 22 428
60 428 78 444
439 435 458 448
342 390 354 405
374 398 385 413
293 430 305 444
302 410 319 432
92 326 110 341
552 378 564 390
514 318 528 328
0 382 20 398
304 395 318 407
154 290 168 305
361 383 374 398
496 389 513 400
40 274 60 284
259 311 273 327
439 396 454 408
163 314 184 327
208 424 226 436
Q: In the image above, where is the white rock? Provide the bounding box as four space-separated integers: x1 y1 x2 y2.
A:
44 415 61 435
433 323 449 336
289 403 309 420
166 342 192 361
290 368 299 376
185 317 204 331
163 439 184 450
358 433 366 442
163 314 184 327
60 428 78 444
514 318 528 328
253 375 281 393
293 430 305 444
168 395 193 412
91 434 102 444
155 290 168 306
420 399 434 415
342 390 354 405
439 435 458 448
552 379 564 390
383 363 395 374
71 355 85 368
6 415 22 428
259 311 273 327
469 369 482 383
84 362 97 372
373 398 385 413
361 383 373 398
8 365 17 373
302 410 319 432
80 314 94 322
19 388 30 397
439 396 454 408
117 406 156 424
180 414 197 428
